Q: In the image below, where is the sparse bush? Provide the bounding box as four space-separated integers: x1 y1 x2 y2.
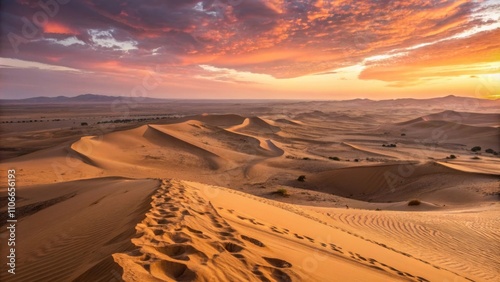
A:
485 148 497 155
471 146 481 152
471 156 481 160
408 199 421 206
329 156 340 161
354 158 359 162
274 188 290 197
382 143 397 148
302 157 311 160
297 175 306 182
401 133 406 136
446 154 457 159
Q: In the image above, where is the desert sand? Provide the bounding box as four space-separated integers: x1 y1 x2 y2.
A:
0 97 499 281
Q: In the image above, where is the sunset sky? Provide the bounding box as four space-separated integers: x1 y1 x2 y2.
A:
1 0 499 100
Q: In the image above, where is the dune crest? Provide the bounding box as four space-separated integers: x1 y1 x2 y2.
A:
114 179 299 282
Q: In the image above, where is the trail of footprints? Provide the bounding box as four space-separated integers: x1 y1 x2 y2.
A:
118 179 472 282
118 179 296 282
220 207 432 282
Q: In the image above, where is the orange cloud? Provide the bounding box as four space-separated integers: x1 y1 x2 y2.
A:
43 22 77 35
359 28 500 85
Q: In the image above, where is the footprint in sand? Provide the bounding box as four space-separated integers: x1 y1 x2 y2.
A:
303 235 315 243
213 222 224 228
270 226 284 234
263 257 292 268
254 265 293 282
223 242 245 253
165 231 192 244
241 235 265 247
155 244 208 262
151 229 164 236
271 268 292 282
149 260 197 281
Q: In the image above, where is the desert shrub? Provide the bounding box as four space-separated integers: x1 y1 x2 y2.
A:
297 175 306 182
354 158 359 162
408 199 421 206
401 133 406 136
446 154 457 159
471 146 481 152
274 188 290 197
302 157 311 160
485 148 497 154
329 156 340 161
471 156 481 160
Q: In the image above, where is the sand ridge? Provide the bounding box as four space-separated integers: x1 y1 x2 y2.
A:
113 179 301 282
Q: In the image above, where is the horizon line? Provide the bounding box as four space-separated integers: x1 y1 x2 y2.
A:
1 94 497 102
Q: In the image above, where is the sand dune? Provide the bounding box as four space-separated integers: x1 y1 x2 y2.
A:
341 142 401 159
228 117 281 135
182 114 247 127
68 124 224 172
437 160 500 175
293 110 331 121
150 121 282 158
273 118 303 126
399 110 500 127
0 118 288 186
114 179 476 282
0 178 159 282
306 161 498 204
390 119 499 151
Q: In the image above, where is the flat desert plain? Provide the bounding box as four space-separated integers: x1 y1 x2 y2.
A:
0 97 499 282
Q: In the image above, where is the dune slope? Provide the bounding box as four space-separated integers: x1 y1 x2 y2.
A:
0 177 159 282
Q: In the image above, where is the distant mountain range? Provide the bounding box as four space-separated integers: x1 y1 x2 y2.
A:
0 94 168 104
0 94 498 107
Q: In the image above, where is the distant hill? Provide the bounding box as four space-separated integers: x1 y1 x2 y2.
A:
0 94 169 104
365 95 499 109
398 110 500 127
